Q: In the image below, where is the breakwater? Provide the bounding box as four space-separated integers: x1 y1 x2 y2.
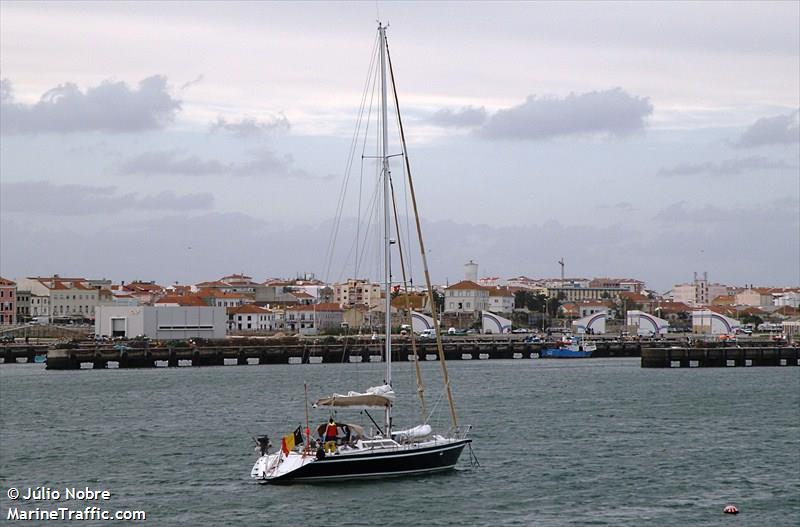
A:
641 345 799 368
22 339 645 369
2 339 796 369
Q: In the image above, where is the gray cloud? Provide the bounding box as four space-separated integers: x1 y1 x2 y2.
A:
0 181 213 216
117 148 319 179
429 106 487 127
598 201 635 211
733 110 799 148
233 149 314 179
0 76 181 135
118 150 230 176
180 75 204 90
478 88 653 140
209 115 290 137
3 203 797 291
652 198 797 225
657 155 796 177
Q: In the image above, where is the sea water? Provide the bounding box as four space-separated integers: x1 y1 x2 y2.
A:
1 358 798 526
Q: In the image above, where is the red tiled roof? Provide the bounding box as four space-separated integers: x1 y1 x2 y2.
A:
286 302 343 312
445 280 486 291
125 282 164 292
620 292 649 303
485 286 514 297
290 291 314 299
0 277 16 286
221 274 253 281
155 295 207 307
196 280 229 287
197 288 244 299
658 302 691 313
390 294 425 309
229 304 269 314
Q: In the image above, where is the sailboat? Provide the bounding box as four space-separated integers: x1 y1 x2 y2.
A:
250 23 471 484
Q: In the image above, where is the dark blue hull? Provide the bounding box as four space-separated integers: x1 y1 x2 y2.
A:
267 440 470 484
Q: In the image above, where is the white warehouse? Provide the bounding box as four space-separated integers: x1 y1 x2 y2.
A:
95 306 227 340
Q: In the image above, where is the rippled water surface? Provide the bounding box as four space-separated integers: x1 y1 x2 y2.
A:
1 358 798 526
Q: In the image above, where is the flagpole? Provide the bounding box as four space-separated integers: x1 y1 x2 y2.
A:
304 383 311 455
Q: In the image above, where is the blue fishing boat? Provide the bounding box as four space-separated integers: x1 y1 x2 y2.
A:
540 337 596 358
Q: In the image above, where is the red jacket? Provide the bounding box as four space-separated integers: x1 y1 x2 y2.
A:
325 423 337 440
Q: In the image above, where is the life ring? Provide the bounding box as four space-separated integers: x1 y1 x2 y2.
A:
723 505 739 514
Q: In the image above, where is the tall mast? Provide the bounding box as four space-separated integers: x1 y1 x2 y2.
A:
379 23 392 435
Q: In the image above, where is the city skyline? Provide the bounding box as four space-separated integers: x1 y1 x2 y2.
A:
1 1 798 291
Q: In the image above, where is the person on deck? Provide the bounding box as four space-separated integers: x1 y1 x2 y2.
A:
324 417 338 454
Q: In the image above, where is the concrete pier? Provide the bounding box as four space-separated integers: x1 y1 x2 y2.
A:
641 346 799 368
1 338 795 370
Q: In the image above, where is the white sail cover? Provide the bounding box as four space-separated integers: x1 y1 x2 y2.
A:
391 424 432 442
313 384 396 409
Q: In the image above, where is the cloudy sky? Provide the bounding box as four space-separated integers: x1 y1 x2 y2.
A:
1 1 798 291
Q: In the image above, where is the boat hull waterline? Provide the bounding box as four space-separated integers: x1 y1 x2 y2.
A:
252 439 470 484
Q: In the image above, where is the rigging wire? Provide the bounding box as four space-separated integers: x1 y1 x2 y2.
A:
355 47 380 280
323 32 380 285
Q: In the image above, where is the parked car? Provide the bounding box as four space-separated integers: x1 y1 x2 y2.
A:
418 329 436 339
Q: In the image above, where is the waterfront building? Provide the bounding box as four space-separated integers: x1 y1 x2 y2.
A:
444 281 489 313
29 293 49 320
0 277 16 325
15 290 29 323
229 304 280 332
95 305 226 339
284 303 344 335
485 286 514 313
16 276 101 322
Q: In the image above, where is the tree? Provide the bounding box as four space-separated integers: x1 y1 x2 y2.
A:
430 289 444 313
514 290 528 310
740 313 763 328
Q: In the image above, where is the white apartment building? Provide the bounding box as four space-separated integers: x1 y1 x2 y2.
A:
17 276 102 320
284 303 345 335
333 279 382 308
775 291 800 308
669 272 728 307
229 304 280 331
735 288 775 307
486 287 514 313
444 281 489 313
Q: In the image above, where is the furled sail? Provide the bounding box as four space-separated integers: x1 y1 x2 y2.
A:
313 384 395 409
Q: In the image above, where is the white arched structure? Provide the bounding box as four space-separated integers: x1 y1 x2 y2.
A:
626 310 669 336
